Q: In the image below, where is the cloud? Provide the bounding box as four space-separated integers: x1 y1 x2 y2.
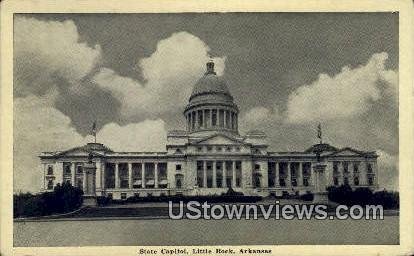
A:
93 31 226 118
239 52 398 190
239 106 282 132
286 52 398 123
14 17 101 97
14 94 86 193
377 150 398 191
14 94 167 193
85 120 167 152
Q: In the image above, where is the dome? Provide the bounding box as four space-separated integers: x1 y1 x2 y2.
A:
189 61 232 101
184 60 239 136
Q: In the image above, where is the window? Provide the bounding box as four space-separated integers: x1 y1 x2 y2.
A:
253 174 261 188
176 174 183 189
303 177 309 187
134 193 140 197
367 163 373 173
367 176 374 186
47 166 53 175
279 178 286 187
197 146 203 152
333 162 339 174
77 165 83 174
47 179 53 189
64 163 71 175
176 164 182 171
196 161 204 187
291 178 297 187
216 146 222 152
235 162 242 187
255 164 260 171
121 193 127 200
145 163 155 188
216 162 223 188
132 163 142 188
353 162 359 174
119 163 129 188
207 146 212 152
235 146 240 152
105 163 115 189
268 162 276 187
76 178 83 189
354 177 359 186
212 110 217 126
343 177 349 186
107 193 113 199
226 146 231 152
206 161 213 188
343 162 349 174
333 177 339 186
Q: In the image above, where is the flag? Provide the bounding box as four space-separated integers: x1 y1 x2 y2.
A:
92 121 97 136
317 123 322 143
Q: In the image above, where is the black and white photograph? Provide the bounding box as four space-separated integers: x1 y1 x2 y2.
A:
2 1 413 255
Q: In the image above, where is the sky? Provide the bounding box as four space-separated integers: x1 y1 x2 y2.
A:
13 13 399 193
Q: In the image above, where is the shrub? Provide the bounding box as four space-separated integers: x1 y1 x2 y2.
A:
299 192 314 201
13 182 83 218
327 184 353 205
327 185 399 209
372 190 399 209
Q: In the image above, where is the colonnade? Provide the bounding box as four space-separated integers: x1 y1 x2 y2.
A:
197 160 241 188
186 108 238 132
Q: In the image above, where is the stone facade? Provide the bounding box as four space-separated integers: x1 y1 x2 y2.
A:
39 61 379 199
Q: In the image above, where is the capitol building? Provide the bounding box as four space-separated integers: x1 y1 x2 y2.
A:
40 61 379 200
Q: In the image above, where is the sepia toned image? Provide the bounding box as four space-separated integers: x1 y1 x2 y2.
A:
0 0 410 254
10 12 400 247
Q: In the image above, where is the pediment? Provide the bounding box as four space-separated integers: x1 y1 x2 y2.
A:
193 134 245 145
54 147 104 158
326 148 366 157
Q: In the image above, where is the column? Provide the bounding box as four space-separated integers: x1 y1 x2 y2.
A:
339 162 344 185
187 113 191 131
101 162 106 189
232 161 236 187
373 161 378 187
213 161 217 188
128 162 133 189
223 163 227 188
142 162 146 188
298 162 303 186
154 162 159 188
224 110 227 128
115 163 119 188
203 109 207 129
203 161 207 188
42 163 46 190
217 108 221 127
82 168 87 192
275 162 279 187
95 160 102 190
195 111 199 129
70 162 75 185
286 162 291 187
210 109 214 127
235 114 238 131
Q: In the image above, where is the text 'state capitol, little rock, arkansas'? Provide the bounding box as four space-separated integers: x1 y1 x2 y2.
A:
39 61 379 200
